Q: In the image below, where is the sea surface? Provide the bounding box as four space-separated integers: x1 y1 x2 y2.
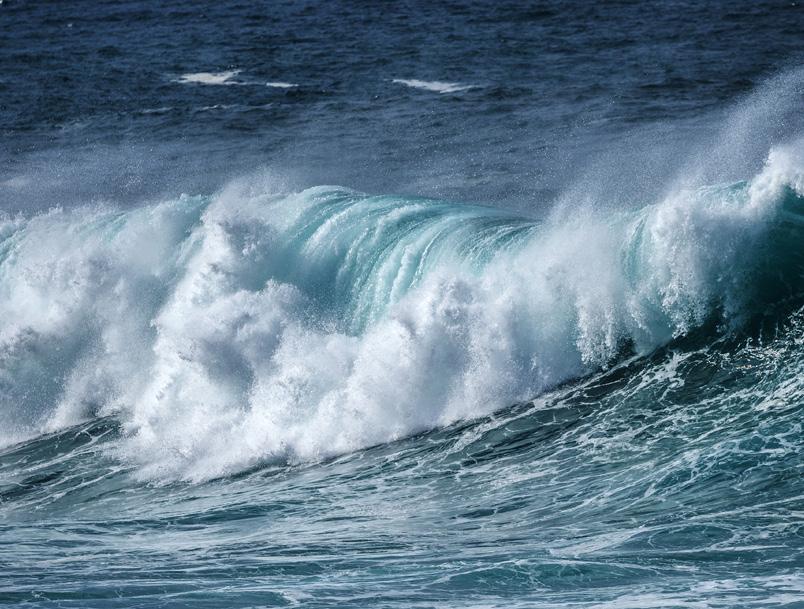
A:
2 1 804 607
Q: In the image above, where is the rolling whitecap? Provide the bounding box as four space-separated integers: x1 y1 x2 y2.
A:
1 145 802 482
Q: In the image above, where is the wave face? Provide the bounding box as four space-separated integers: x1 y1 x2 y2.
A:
1 146 803 483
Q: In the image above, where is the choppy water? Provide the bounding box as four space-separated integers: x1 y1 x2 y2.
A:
2 1 804 607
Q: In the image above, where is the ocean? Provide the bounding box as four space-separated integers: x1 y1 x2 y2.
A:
1 1 804 607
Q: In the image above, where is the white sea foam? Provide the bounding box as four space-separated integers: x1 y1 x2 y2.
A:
138 106 173 115
177 70 242 85
197 103 239 112
392 79 477 94
0 146 800 479
175 71 298 88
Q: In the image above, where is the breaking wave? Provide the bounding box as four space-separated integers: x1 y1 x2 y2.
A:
0 145 802 481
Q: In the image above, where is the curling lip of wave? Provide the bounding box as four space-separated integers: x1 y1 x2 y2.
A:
0 146 802 481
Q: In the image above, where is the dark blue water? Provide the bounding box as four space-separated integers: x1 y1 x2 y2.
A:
2 1 804 607
3 0 802 209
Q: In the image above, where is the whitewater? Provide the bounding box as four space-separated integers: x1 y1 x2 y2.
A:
1 138 803 482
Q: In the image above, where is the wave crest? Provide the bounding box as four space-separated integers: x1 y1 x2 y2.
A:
0 147 802 480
